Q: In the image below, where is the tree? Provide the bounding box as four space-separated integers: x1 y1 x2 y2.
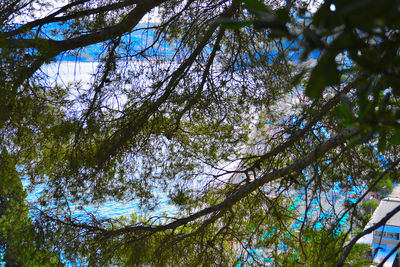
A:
1 0 400 265
0 148 62 266
361 201 378 219
372 175 394 197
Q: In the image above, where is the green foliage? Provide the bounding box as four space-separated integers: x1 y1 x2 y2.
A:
274 228 372 266
361 201 379 215
235 0 400 148
372 175 394 197
305 52 340 99
0 149 63 266
1 0 400 265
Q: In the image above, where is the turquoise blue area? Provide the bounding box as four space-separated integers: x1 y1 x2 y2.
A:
238 182 363 265
236 250 271 267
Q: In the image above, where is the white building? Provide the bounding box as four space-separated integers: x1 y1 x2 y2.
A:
358 184 400 266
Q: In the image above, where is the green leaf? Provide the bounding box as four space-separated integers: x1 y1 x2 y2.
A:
305 53 340 99
219 19 253 30
340 95 353 111
335 104 353 120
389 132 400 145
330 31 354 51
378 135 387 152
275 8 290 23
242 0 269 12
253 16 289 33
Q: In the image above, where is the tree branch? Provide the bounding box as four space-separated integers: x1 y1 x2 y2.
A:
4 0 141 38
244 78 359 173
336 204 400 266
103 126 358 238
